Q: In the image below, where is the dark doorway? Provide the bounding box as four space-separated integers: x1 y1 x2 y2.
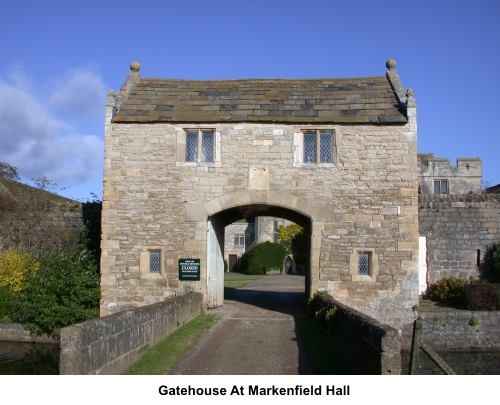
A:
228 254 238 272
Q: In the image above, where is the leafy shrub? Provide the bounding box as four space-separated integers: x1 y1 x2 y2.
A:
468 316 480 327
307 291 331 316
278 224 303 251
465 280 498 311
0 251 40 295
238 242 288 275
11 246 100 337
0 286 12 320
278 224 307 273
81 198 102 267
493 244 500 281
426 277 466 307
308 291 337 330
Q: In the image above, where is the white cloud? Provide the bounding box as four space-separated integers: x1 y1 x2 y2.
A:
0 66 104 190
49 67 106 123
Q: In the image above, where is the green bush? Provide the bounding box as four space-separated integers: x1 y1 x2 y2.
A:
11 245 100 337
493 244 500 281
465 280 498 311
0 286 12 320
278 224 307 274
238 242 287 275
0 250 40 295
426 277 466 307
307 291 337 331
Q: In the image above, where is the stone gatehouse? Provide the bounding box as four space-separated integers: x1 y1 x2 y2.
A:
101 60 419 331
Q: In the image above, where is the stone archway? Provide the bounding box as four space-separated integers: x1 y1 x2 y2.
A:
200 191 326 308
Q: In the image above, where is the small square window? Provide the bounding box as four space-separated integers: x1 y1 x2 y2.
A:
149 250 161 273
358 252 370 276
434 179 449 195
302 129 334 164
273 220 279 243
184 129 215 163
234 234 245 247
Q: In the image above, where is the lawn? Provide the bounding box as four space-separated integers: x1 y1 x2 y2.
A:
125 314 217 374
224 272 263 289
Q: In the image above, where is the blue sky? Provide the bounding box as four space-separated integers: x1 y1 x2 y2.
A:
0 0 499 200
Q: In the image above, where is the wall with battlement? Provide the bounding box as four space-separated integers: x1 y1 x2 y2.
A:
419 193 500 283
418 154 482 195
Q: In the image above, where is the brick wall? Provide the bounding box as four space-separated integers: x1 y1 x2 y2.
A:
419 193 500 283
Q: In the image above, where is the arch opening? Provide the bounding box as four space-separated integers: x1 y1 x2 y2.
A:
206 204 312 308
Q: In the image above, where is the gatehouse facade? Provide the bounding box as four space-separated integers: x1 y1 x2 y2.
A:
101 60 419 331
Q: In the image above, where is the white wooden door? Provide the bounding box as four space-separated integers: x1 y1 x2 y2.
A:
207 219 224 308
418 236 428 295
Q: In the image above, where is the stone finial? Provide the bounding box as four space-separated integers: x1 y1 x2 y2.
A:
386 59 397 70
107 89 116 97
406 88 416 108
130 61 141 73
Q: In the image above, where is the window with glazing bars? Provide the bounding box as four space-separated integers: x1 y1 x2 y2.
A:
185 130 198 162
149 250 161 273
273 220 279 243
234 234 245 247
434 179 449 195
358 252 370 276
184 129 215 162
304 131 316 163
303 130 334 163
201 130 214 162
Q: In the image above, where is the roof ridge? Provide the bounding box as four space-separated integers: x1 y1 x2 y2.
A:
138 75 388 82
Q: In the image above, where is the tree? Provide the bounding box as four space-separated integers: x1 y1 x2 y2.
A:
0 162 20 181
31 175 57 191
278 224 307 273
277 224 303 252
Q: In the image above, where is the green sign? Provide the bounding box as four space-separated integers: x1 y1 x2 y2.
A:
178 258 200 281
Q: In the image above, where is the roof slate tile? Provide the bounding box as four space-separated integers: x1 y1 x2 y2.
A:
112 76 407 124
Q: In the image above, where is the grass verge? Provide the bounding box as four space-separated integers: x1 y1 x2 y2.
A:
224 272 263 290
295 315 354 374
125 314 217 374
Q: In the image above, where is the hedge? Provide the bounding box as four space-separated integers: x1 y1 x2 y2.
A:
238 242 288 275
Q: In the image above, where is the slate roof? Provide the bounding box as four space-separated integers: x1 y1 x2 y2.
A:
112 76 407 124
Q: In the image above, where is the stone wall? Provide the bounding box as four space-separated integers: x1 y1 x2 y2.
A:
59 291 203 375
0 323 58 344
419 193 500 283
418 154 482 195
418 309 500 349
223 220 253 263
255 216 291 244
0 178 82 253
101 105 419 331
311 294 401 374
